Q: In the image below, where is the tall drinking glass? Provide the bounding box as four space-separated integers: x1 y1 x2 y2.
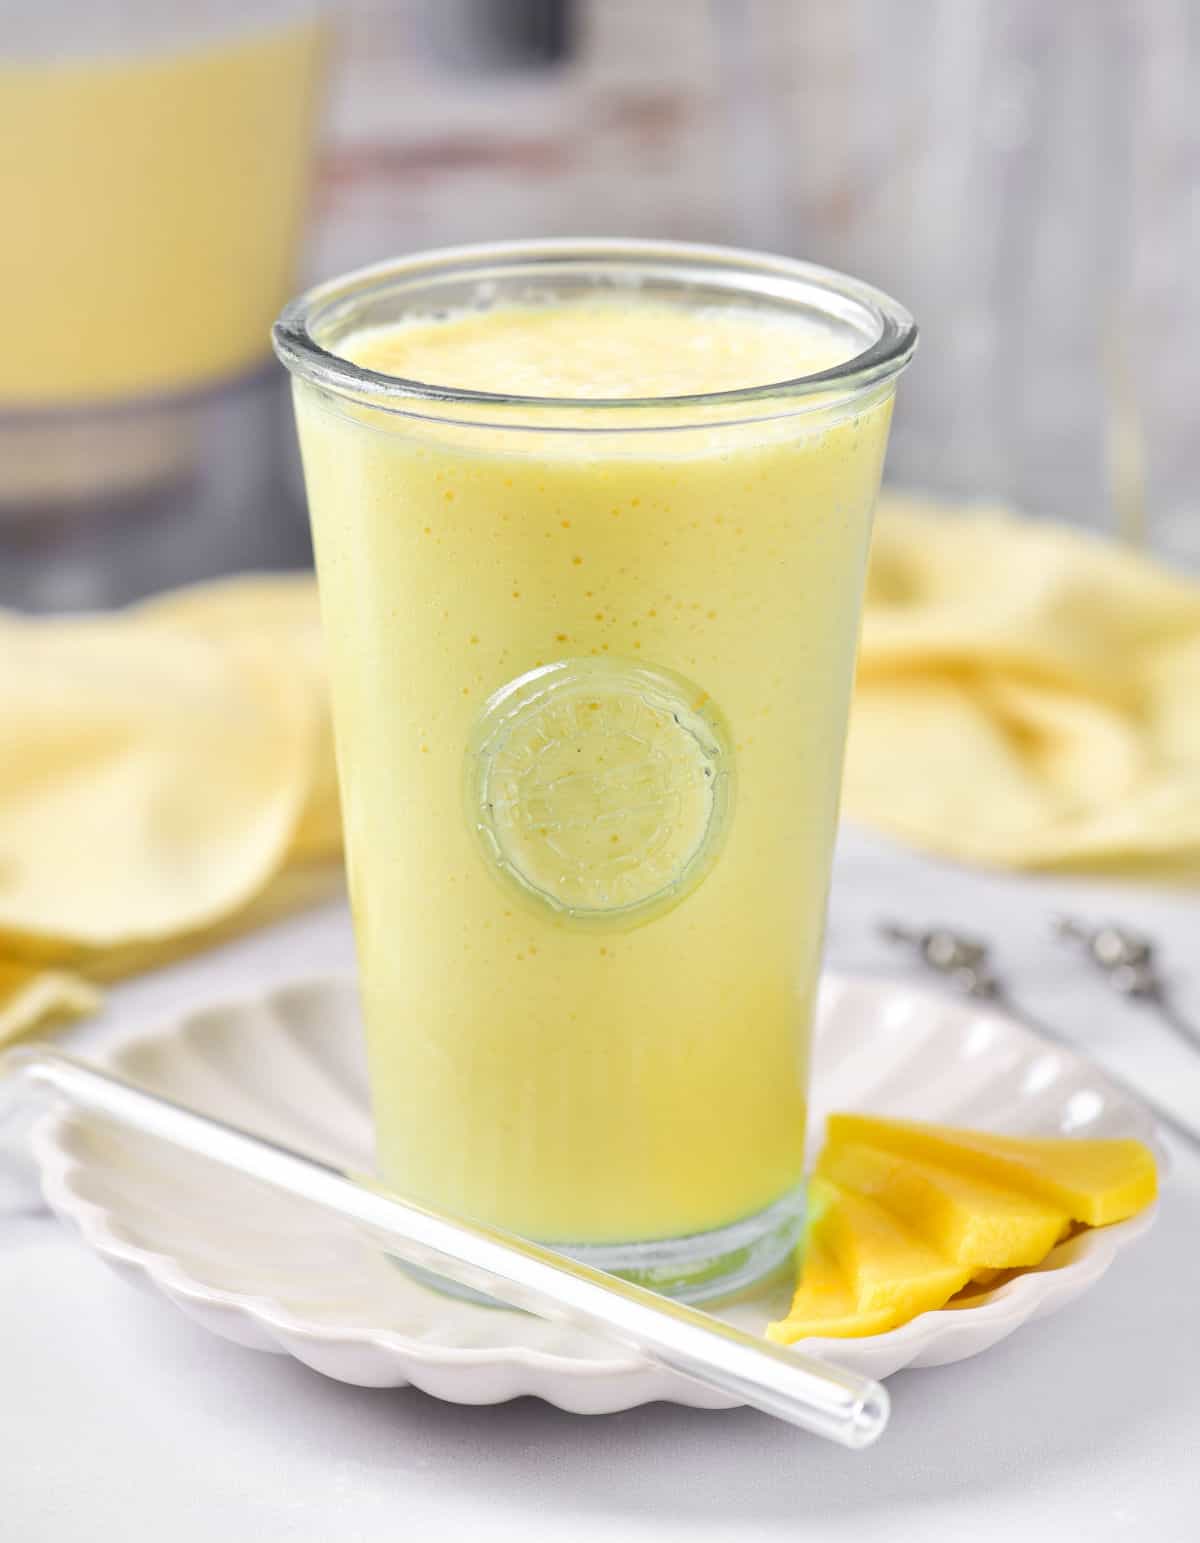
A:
275 240 915 1300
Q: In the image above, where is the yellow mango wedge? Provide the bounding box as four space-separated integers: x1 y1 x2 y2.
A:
764 1232 899 1343
816 1140 1070 1270
825 1114 1158 1227
806 1175 972 1317
768 1115 1158 1345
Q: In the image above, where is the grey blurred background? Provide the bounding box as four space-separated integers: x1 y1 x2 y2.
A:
4 0 1197 610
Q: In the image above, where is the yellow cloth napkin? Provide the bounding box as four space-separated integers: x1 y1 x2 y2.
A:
845 495 1200 877
4 497 1198 1045
0 576 341 1045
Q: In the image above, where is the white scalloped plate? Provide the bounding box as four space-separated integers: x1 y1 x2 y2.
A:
33 975 1163 1411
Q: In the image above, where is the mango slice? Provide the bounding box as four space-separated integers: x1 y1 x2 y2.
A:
816 1140 1069 1269
764 1232 899 1343
825 1114 1158 1226
810 1175 972 1316
768 1115 1158 1344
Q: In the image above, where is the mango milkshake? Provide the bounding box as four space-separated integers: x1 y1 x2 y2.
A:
1 14 327 407
279 245 914 1296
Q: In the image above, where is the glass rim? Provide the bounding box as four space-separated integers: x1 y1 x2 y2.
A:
272 238 917 419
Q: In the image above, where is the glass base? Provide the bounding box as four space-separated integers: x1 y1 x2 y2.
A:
394 1184 806 1308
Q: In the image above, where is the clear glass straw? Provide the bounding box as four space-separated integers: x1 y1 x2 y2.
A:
3 1046 887 1449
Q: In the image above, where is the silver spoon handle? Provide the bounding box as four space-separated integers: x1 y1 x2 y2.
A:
993 994 1200 1153
880 919 1200 1152
2 1046 887 1450
1053 914 1200 1056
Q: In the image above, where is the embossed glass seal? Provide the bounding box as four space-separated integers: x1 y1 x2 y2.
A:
466 658 734 926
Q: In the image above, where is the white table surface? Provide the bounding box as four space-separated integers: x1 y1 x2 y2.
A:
5 825 1199 1542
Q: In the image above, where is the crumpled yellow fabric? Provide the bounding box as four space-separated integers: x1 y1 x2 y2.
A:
4 496 1198 1045
0 575 341 1046
845 495 1200 877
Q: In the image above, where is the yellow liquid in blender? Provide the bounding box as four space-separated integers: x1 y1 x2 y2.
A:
294 298 893 1243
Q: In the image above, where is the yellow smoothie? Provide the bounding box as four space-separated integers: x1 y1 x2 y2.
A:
0 15 327 407
293 295 895 1246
